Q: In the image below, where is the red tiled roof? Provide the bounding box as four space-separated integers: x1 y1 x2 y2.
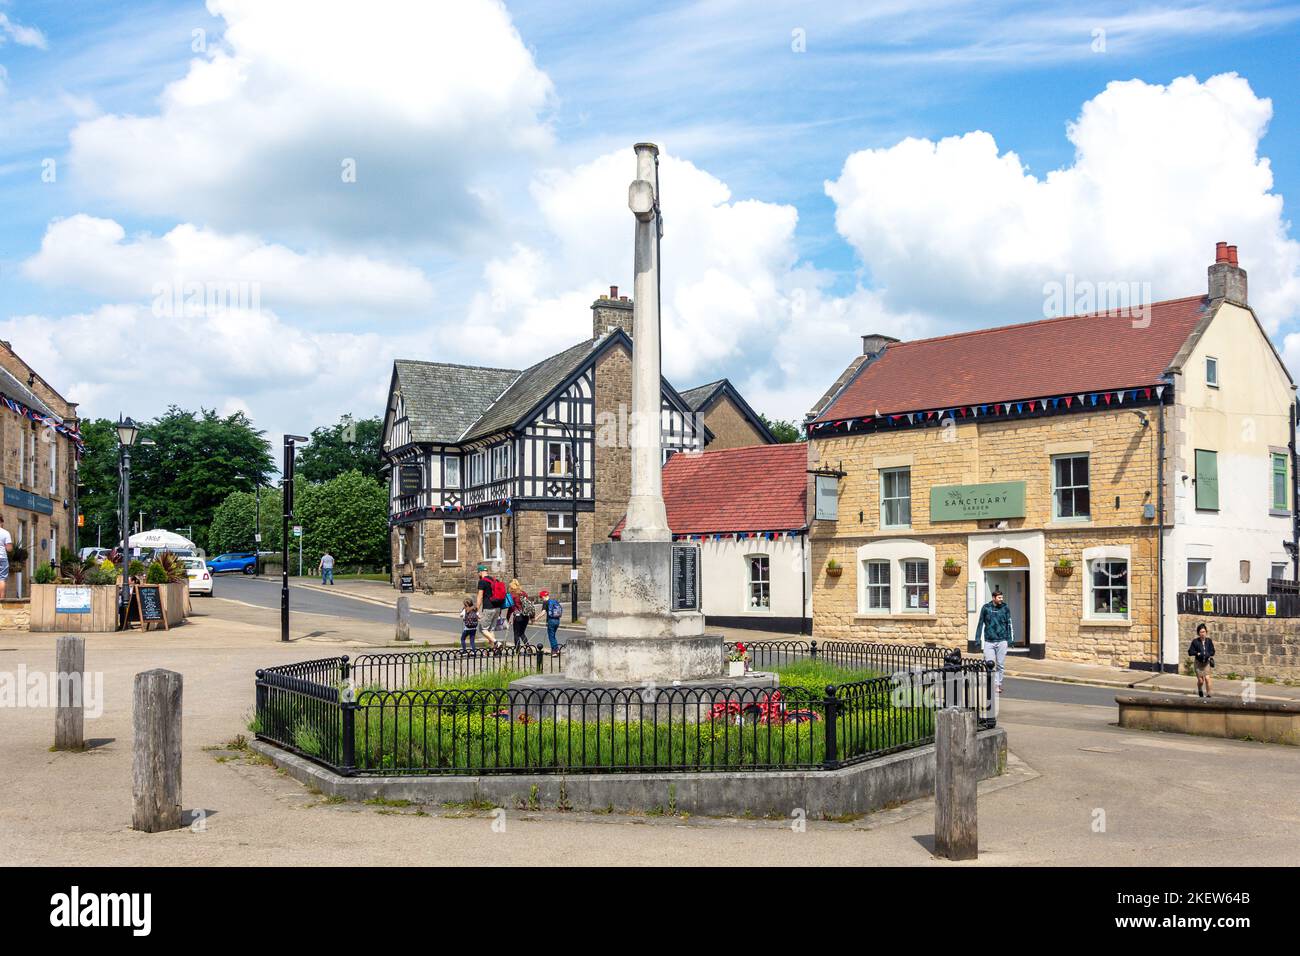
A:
815 295 1209 422
613 443 809 537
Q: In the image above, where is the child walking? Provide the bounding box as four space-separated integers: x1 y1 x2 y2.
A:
459 599 479 653
540 589 563 654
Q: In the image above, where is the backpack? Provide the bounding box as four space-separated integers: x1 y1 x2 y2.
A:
519 594 537 618
487 577 507 603
546 598 563 620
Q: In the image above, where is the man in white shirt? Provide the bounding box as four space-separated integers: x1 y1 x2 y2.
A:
318 551 335 585
0 517 12 599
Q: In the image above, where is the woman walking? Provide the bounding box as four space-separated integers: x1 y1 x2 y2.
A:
1188 622 1216 698
506 579 535 649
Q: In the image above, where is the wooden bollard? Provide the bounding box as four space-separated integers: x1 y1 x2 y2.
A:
395 595 411 642
934 707 978 861
132 669 183 833
54 635 85 751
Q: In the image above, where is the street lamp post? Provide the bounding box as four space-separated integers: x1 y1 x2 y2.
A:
254 483 262 576
541 419 581 623
281 435 309 642
115 415 140 630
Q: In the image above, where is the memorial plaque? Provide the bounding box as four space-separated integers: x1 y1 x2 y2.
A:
671 544 699 612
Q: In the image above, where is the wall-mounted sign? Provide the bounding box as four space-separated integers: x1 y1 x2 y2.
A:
3 486 54 515
398 465 423 495
814 475 840 521
55 585 92 614
1266 600 1277 617
930 481 1026 522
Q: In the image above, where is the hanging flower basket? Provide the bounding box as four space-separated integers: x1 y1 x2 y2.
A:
943 561 962 577
1054 561 1075 578
826 560 843 578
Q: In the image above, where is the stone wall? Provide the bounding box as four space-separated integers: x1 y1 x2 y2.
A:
1177 613 1300 680
593 345 632 544
0 598 30 630
810 407 1163 665
701 396 768 451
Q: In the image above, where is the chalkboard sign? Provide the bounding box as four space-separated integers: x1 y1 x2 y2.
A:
671 544 699 612
128 584 169 630
398 465 423 495
399 573 415 593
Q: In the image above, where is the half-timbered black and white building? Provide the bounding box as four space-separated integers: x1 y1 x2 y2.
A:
381 289 772 600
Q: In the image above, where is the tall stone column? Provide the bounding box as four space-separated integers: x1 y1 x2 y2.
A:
622 143 672 543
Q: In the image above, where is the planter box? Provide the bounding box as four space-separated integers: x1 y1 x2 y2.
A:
30 584 119 632
159 581 189 626
728 660 746 678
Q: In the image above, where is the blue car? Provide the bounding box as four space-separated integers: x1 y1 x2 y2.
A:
207 552 258 575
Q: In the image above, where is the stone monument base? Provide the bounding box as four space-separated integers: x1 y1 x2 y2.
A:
508 670 780 723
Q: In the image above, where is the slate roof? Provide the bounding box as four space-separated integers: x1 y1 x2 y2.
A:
680 380 725 411
614 443 809 537
460 337 606 443
393 360 519 444
814 295 1210 422
678 378 778 444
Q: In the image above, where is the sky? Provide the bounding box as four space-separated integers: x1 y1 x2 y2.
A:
2 0 1299 449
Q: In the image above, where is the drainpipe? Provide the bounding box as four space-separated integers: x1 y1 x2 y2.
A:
1156 383 1168 673
800 530 808 636
1291 401 1298 582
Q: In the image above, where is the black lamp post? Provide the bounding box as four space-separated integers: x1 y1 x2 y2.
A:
115 415 139 630
281 434 309 642
541 418 580 623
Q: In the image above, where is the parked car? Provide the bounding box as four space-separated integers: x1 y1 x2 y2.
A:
206 552 258 574
181 556 213 596
79 547 112 563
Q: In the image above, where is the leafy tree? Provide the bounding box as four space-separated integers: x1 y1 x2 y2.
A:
295 470 388 570
75 419 124 549
295 415 384 483
760 413 804 444
75 407 274 552
208 486 283 555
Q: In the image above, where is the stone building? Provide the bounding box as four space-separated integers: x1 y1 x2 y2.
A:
382 289 774 602
0 340 81 599
678 379 777 450
806 243 1295 671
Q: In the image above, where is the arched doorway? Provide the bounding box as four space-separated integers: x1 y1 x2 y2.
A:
980 547 1030 648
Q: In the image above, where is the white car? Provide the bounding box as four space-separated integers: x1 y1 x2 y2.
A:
181 556 214 597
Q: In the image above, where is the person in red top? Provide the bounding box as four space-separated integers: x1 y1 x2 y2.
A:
475 565 505 648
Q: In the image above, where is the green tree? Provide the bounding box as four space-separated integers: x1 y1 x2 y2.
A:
760 413 804 443
295 415 384 483
295 470 388 571
75 419 124 549
75 407 274 552
208 486 283 555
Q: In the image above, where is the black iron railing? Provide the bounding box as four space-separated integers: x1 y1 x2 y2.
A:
1177 590 1300 618
253 641 994 777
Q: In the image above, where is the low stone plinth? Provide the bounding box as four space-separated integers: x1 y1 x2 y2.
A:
561 635 725 683
1116 694 1300 745
251 727 1008 818
507 671 780 723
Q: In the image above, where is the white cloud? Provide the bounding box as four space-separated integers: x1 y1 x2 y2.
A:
0 302 406 443
825 73 1300 332
66 0 554 244
23 214 435 316
0 12 47 49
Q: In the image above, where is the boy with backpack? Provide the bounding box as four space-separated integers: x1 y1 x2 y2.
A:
475 565 507 648
540 589 563 654
459 598 479 653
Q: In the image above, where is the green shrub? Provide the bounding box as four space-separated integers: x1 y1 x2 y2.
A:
772 659 882 703
128 559 146 577
144 561 170 585
33 562 57 585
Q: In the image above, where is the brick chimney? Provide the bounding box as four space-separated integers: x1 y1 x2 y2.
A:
1208 241 1247 307
861 333 900 356
592 285 634 339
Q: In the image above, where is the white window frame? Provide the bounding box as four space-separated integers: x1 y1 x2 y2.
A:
1186 558 1208 591
546 441 572 477
397 529 406 565
482 515 503 563
855 539 935 617
902 558 930 613
863 559 890 612
18 428 26 487
50 525 57 563
415 521 425 564
442 521 458 564
1206 355 1219 388
490 444 511 482
880 467 911 529
28 431 36 486
1271 561 1289 582
1083 546 1131 621
1051 453 1090 521
444 456 461 489
49 433 58 495
546 512 574 561
469 451 486 487
745 554 771 612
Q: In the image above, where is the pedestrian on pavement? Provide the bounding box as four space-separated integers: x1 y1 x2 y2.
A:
506 579 535 649
318 551 335 585
540 589 562 654
0 515 11 600
459 598 479 653
1188 622 1216 697
475 564 506 648
974 588 1013 694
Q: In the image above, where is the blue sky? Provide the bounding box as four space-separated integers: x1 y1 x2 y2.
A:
2 0 1299 442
